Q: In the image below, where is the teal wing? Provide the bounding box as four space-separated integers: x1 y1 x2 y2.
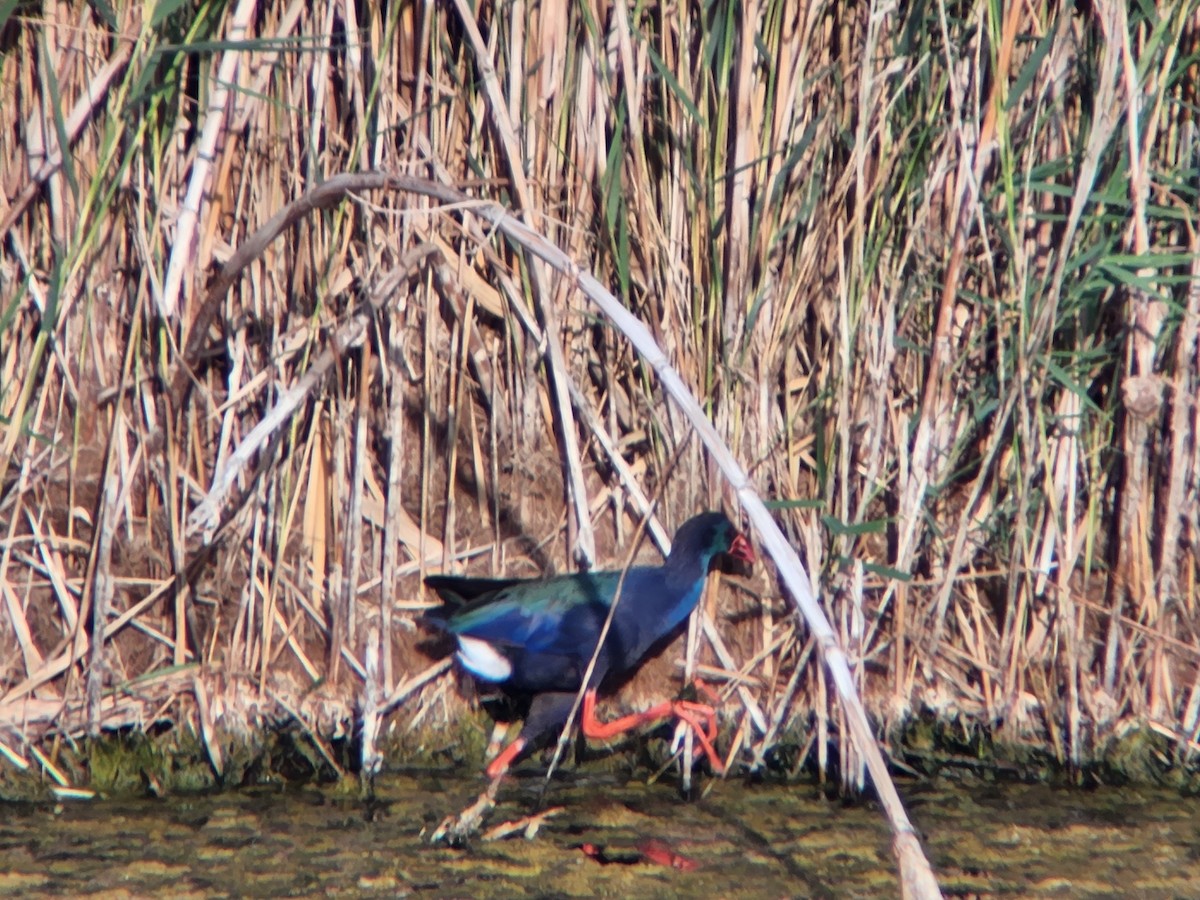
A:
439 571 621 655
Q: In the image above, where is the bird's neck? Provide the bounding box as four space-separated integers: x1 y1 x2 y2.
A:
656 553 713 627
664 548 711 589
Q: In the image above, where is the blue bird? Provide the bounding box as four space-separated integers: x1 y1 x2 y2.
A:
423 512 755 779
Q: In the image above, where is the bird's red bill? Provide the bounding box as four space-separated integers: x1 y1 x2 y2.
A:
730 533 755 564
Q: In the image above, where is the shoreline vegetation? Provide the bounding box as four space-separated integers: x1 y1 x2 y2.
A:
2 0 1199 824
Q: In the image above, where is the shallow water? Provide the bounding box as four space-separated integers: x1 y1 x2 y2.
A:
0 769 1198 898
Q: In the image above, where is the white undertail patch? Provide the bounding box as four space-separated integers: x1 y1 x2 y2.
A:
456 636 512 681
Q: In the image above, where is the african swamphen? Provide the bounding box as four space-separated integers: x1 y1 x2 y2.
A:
422 511 755 779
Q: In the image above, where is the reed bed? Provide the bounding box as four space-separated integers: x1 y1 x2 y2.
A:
1 0 1199 807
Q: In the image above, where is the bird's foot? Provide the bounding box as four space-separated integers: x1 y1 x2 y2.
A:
669 680 725 773
428 779 500 846
579 683 727 773
481 806 564 841
669 702 724 773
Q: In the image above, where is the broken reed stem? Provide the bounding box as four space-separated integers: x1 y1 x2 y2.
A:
270 171 939 896
147 165 937 889
5 9 1198 895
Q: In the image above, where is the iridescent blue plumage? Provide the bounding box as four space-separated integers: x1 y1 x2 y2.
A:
422 512 755 777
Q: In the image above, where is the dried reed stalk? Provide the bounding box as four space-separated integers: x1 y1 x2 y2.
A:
3 5 1200 897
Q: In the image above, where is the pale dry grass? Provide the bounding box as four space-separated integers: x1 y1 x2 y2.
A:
1 0 1198 805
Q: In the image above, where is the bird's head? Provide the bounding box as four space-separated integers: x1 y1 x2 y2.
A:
669 511 756 573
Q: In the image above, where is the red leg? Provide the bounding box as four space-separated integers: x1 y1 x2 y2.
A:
672 704 724 773
484 737 527 780
580 687 725 773
679 679 722 742
581 689 679 739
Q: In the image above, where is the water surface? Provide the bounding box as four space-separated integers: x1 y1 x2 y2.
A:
1 770 1197 897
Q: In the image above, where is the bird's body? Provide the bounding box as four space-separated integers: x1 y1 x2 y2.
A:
427 564 708 692
422 512 754 778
